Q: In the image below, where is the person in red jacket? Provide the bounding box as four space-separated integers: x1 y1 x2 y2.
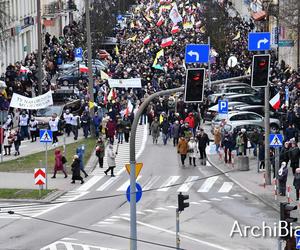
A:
106 118 117 144
51 149 67 178
184 113 195 135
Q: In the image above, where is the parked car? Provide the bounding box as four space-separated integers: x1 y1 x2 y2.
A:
56 67 99 86
208 92 238 106
222 122 265 136
211 111 280 133
212 82 250 92
220 86 258 95
205 102 246 121
225 94 263 105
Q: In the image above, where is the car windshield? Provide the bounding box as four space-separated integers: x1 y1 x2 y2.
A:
36 106 63 117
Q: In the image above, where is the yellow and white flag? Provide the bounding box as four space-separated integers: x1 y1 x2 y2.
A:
101 70 110 80
232 31 240 41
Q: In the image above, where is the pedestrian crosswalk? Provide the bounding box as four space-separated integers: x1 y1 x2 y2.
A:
92 124 148 177
75 174 234 194
40 240 119 250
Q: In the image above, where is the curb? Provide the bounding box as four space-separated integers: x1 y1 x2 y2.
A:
207 156 280 212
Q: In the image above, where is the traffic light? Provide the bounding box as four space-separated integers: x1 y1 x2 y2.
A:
178 192 189 212
251 54 270 87
184 68 205 103
280 202 297 239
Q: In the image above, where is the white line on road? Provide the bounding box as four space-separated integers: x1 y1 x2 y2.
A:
157 176 180 191
116 176 142 191
143 176 160 190
177 176 198 192
210 198 222 201
197 176 219 192
155 207 168 211
119 217 231 250
144 209 158 213
96 177 120 191
190 202 200 205
77 176 103 191
232 194 242 197
218 182 233 193
221 196 234 199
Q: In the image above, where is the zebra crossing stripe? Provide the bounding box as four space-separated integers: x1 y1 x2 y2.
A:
77 176 103 191
96 177 120 191
116 176 142 191
177 176 199 192
157 176 180 192
197 176 219 192
218 182 233 193
143 176 160 190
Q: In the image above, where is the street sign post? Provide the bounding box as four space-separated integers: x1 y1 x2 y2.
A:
34 168 46 197
185 44 210 63
126 183 142 203
248 32 271 51
269 134 283 148
218 100 228 114
125 163 143 179
40 130 52 190
74 47 83 62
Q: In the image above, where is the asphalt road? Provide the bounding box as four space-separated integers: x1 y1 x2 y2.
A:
0 123 278 250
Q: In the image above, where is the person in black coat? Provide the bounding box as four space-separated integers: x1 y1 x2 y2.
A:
280 142 290 165
293 168 300 200
278 162 288 196
222 132 235 164
71 155 84 184
196 128 210 165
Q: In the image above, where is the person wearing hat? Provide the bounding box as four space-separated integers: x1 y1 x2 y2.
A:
196 128 210 165
105 144 117 177
278 161 288 196
188 137 198 166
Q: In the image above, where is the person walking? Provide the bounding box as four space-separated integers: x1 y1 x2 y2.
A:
278 162 288 196
51 149 67 178
213 127 222 153
3 130 13 156
116 118 124 144
150 117 160 144
236 132 244 156
63 109 73 136
81 111 91 139
188 137 198 167
222 131 235 164
258 141 265 170
293 168 300 201
29 116 38 142
76 146 88 177
71 114 80 140
171 120 180 146
19 111 30 140
106 118 116 144
161 117 170 145
105 144 117 177
71 155 84 184
49 114 59 146
96 137 105 168
123 116 131 143
13 129 22 156
289 141 300 175
196 128 210 165
177 136 188 167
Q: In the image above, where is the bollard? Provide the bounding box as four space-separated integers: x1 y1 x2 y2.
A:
287 186 291 203
263 173 266 188
274 179 277 201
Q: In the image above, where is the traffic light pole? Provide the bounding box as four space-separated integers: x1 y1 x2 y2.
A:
176 208 180 249
129 74 250 249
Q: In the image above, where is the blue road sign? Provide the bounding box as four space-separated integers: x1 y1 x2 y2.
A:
117 14 123 21
269 134 283 148
248 32 271 51
39 130 53 143
126 183 142 203
296 230 300 249
185 44 210 63
218 100 228 114
74 47 83 62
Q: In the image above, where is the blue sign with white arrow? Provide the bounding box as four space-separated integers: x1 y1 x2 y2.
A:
185 44 210 63
269 134 283 148
126 183 142 203
74 47 83 62
39 130 53 143
218 100 228 114
117 14 123 21
248 32 271 51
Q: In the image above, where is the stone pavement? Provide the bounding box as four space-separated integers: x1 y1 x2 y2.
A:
207 148 298 212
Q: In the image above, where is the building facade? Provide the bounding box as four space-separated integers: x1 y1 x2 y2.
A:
0 0 38 74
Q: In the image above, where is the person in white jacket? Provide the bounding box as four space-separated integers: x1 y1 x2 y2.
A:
104 144 117 177
188 137 198 167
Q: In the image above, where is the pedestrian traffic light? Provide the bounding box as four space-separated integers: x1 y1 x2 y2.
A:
251 54 270 87
280 202 298 239
178 192 189 212
184 68 205 103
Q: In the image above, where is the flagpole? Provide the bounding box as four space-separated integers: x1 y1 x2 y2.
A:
208 36 211 88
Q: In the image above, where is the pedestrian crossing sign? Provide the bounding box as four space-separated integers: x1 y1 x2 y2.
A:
269 134 283 148
125 163 143 179
39 130 53 143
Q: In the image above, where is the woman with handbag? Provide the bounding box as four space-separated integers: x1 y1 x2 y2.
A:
188 137 198 167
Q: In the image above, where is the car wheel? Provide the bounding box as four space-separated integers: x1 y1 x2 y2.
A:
270 124 279 133
63 80 69 86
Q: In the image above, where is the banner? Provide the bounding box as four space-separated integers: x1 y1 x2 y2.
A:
10 91 53 110
108 78 142 88
169 4 182 24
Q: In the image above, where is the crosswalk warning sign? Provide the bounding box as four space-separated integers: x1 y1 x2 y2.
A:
269 134 283 148
40 130 53 143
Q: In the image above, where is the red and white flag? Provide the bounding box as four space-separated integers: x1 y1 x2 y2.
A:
269 92 280 110
156 16 165 27
79 65 89 73
124 99 134 117
161 37 173 48
171 25 180 34
20 66 32 74
143 35 151 44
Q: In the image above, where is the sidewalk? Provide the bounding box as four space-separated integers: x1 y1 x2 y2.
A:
207 150 297 212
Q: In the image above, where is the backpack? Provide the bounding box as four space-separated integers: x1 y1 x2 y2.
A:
62 156 67 164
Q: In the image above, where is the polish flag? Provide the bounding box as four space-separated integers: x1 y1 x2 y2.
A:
269 92 280 110
79 65 89 73
161 37 173 48
171 25 180 34
156 16 165 27
124 100 134 117
143 35 151 44
20 66 32 74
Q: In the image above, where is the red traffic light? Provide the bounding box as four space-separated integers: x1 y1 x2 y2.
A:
258 60 267 69
193 74 202 81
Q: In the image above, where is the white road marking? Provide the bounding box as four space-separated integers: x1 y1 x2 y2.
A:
190 202 200 205
232 194 242 197
221 196 234 200
197 176 219 192
41 240 119 250
144 209 158 213
116 176 142 191
198 200 211 203
104 218 118 222
218 182 233 193
167 205 177 209
177 176 198 192
61 238 78 241
143 176 160 190
121 213 130 216
97 177 120 191
210 198 222 201
155 207 168 211
157 176 180 191
77 176 103 191
137 211 146 215
119 217 231 250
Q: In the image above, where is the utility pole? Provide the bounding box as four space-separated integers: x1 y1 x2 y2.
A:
85 0 95 136
37 0 43 95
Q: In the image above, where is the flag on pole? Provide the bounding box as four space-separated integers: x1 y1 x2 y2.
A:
232 31 240 41
143 35 151 44
115 45 119 55
269 93 280 110
108 88 117 101
171 25 180 34
124 100 134 117
183 22 193 29
101 70 110 80
152 49 164 67
169 4 182 24
79 65 89 73
161 37 173 48
156 16 165 27
88 101 95 109
127 35 137 42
